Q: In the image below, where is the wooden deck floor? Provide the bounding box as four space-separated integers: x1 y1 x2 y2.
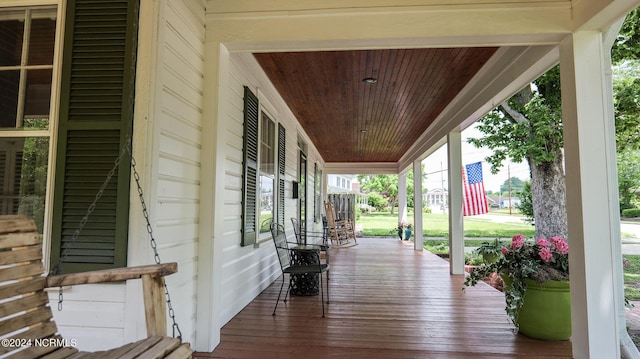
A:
196 237 572 358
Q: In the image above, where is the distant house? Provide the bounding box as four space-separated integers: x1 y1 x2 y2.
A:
328 174 356 193
424 188 448 207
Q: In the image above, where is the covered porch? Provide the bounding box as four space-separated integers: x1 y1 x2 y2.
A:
197 237 572 358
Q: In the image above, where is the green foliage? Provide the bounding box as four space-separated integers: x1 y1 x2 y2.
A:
613 72 640 151
500 177 525 193
516 181 534 224
474 238 505 257
367 192 387 211
467 68 563 174
358 166 423 211
618 149 640 212
624 255 640 301
622 208 640 218
612 8 640 63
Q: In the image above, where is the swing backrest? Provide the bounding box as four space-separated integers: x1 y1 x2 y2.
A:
0 215 193 358
0 215 60 358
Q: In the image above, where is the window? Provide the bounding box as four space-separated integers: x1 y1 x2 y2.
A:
0 6 58 235
242 87 285 246
259 112 275 233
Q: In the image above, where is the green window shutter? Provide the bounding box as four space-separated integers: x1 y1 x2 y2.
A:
50 0 139 273
242 86 259 246
277 124 286 226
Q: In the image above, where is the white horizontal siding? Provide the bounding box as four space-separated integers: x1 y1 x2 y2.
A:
48 284 126 351
148 0 205 346
214 51 325 327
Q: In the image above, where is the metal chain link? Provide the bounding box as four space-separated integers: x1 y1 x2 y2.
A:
55 140 131 311
54 136 183 341
130 157 182 341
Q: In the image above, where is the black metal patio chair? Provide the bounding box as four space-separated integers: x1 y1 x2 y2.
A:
271 222 330 317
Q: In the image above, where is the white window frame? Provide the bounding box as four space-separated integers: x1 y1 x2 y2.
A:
0 2 65 266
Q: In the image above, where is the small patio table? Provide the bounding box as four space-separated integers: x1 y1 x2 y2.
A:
290 245 321 296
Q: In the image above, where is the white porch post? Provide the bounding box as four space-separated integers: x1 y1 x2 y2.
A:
398 172 408 233
413 160 423 251
560 31 620 358
447 131 464 274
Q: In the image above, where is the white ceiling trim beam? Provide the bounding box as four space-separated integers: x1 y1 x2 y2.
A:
324 162 399 175
206 3 572 51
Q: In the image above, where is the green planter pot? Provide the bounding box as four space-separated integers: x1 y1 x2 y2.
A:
502 276 571 340
404 229 412 241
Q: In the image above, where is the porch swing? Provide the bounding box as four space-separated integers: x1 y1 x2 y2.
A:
0 141 193 358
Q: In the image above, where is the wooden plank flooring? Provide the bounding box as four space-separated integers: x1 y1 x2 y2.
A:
196 237 572 358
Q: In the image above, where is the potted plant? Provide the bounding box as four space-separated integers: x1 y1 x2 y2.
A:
404 223 413 241
473 238 504 264
464 234 571 340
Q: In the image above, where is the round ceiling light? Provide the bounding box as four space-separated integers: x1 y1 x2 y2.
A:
362 77 377 84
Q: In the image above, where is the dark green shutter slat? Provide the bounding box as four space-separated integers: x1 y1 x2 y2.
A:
51 0 138 273
242 86 259 246
277 124 286 226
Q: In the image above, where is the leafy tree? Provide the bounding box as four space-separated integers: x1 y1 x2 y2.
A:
617 149 640 212
612 8 640 63
516 181 534 224
358 166 422 213
469 66 566 239
500 177 525 194
367 192 387 211
358 174 399 213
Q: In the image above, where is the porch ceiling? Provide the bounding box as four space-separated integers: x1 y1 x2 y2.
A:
254 48 498 164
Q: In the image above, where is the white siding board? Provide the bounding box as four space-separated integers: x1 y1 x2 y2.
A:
152 0 206 346
212 51 326 334
48 284 126 351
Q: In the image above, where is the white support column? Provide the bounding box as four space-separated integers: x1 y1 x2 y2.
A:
560 31 620 358
447 132 464 275
398 172 408 232
413 160 423 251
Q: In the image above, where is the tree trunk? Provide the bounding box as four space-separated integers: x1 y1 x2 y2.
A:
528 152 568 240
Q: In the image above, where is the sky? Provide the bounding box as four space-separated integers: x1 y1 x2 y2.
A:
422 123 530 194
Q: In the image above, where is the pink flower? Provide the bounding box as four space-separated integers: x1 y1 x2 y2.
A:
536 238 550 248
549 236 569 255
511 234 525 249
539 247 553 262
501 246 510 255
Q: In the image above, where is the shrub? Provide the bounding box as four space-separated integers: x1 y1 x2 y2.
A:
622 208 640 218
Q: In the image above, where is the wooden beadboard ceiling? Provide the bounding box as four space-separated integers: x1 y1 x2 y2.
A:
254 47 498 163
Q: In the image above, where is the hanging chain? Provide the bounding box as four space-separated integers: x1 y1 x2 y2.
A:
130 157 182 341
53 135 183 341
55 139 132 311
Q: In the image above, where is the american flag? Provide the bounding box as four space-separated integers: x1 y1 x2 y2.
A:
463 162 489 216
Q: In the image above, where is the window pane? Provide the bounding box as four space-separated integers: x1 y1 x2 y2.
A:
24 69 52 128
0 19 23 66
28 17 56 65
0 70 19 128
0 137 49 234
259 175 274 233
260 114 275 175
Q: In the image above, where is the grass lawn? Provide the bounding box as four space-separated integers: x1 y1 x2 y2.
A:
625 255 640 301
359 212 535 239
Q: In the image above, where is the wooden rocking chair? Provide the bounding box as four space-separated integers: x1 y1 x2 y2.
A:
0 216 192 358
323 202 357 247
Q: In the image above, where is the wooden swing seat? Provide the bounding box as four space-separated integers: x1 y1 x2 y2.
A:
0 216 192 358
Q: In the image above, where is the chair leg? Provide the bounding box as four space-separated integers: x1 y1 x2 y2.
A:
319 272 325 318
326 271 330 304
284 278 292 303
273 275 286 316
